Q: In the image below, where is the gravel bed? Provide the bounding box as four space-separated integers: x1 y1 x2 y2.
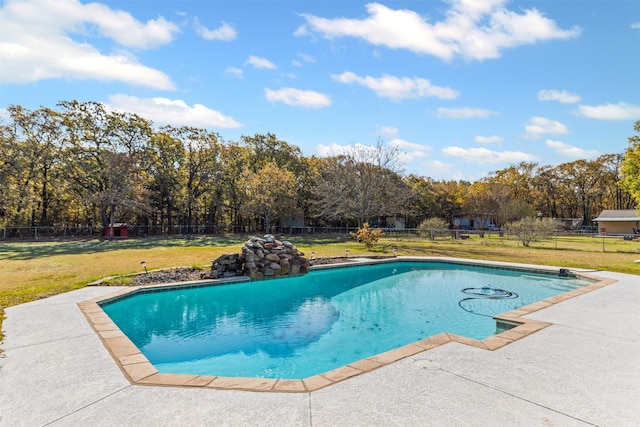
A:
126 256 389 286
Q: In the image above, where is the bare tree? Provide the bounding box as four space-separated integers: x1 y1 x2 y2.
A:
313 140 411 226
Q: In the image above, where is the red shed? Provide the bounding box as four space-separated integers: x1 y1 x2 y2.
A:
105 223 129 238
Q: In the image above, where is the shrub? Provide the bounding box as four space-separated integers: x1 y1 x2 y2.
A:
504 217 562 247
350 222 384 249
418 217 449 240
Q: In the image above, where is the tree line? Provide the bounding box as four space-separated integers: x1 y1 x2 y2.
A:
1 101 638 234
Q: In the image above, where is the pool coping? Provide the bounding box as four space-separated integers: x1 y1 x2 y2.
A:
77 256 617 393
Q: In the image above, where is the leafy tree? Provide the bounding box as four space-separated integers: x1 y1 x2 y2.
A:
100 151 150 233
556 159 600 224
405 175 441 226
240 133 311 229
0 122 19 226
598 153 635 210
463 181 499 228
241 133 304 174
59 100 152 233
490 162 539 205
378 167 414 222
479 162 542 225
158 126 222 233
430 180 469 222
219 142 251 228
2 106 64 226
464 178 534 228
296 156 323 227
533 165 563 218
146 131 186 231
241 162 298 233
620 121 640 212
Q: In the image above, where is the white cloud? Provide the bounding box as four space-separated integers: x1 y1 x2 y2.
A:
442 146 536 165
375 125 399 138
474 135 503 144
316 142 348 157
224 66 243 78
389 138 432 153
418 159 458 179
631 22 640 30
331 71 458 101
75 3 178 49
316 141 413 166
245 55 277 69
537 89 581 104
317 140 432 174
297 1 580 61
0 0 178 89
390 138 432 163
576 102 640 120
107 94 243 129
292 53 317 68
194 18 236 41
265 88 331 108
546 140 599 159
299 53 316 63
425 159 455 171
524 116 569 139
436 107 497 119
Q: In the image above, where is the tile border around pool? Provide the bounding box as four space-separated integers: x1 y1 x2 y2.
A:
77 257 617 393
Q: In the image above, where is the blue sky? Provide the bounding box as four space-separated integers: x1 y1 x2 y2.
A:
1 0 639 180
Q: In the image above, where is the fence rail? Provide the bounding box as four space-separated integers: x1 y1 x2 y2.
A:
0 225 360 240
1 226 97 240
0 225 604 241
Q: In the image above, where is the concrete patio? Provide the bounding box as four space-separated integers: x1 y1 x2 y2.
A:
1 269 638 426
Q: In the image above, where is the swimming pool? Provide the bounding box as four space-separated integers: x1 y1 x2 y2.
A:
99 259 589 380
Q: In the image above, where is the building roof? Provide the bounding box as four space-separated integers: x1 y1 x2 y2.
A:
593 209 640 222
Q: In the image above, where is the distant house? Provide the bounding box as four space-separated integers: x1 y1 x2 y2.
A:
452 213 497 230
554 218 583 231
592 209 640 235
385 217 405 230
280 209 305 232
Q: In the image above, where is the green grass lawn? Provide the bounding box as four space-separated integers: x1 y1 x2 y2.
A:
1 233 639 341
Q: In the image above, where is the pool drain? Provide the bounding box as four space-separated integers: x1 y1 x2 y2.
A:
458 286 519 317
414 359 441 370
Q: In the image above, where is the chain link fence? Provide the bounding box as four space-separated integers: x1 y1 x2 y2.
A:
0 225 509 241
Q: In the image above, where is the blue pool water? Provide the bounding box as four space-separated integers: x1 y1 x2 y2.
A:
101 261 587 379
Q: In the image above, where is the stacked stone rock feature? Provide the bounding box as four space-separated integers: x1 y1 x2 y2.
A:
209 234 309 280
209 252 244 279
